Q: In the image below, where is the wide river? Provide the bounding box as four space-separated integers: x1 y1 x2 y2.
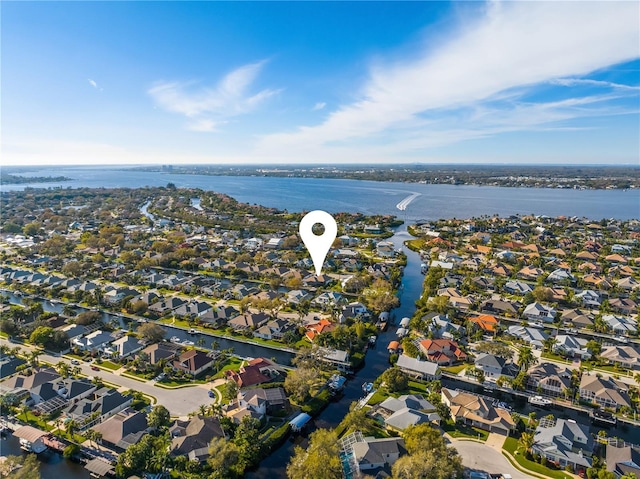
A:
2 166 639 220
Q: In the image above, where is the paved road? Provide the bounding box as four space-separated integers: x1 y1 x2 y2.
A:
451 439 536 479
0 339 214 417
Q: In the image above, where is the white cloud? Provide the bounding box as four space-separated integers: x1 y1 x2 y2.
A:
312 102 326 111
148 60 280 132
550 78 640 91
257 1 639 160
88 79 98 88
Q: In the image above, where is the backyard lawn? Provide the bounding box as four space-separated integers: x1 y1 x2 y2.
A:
503 436 574 479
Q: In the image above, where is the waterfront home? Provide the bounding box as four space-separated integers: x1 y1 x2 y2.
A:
340 302 369 321
172 350 215 377
352 436 406 474
387 341 402 354
441 388 515 435
523 302 557 323
532 419 593 471
600 345 640 370
227 312 270 331
376 241 395 258
170 415 226 462
418 339 467 366
225 387 290 424
606 443 640 478
72 330 115 352
148 296 188 316
226 357 280 388
65 387 133 429
426 313 466 340
553 335 591 359
527 362 573 397
395 354 441 380
104 335 145 359
375 394 440 431
474 353 519 382
103 286 139 305
305 319 336 342
173 299 213 318
253 318 296 341
579 375 631 411
90 407 149 452
319 348 351 371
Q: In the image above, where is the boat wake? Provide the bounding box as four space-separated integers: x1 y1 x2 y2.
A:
396 192 421 211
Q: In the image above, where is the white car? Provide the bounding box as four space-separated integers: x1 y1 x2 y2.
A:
70 359 80 365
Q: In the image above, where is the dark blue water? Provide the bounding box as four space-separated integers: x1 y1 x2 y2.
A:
2 166 638 220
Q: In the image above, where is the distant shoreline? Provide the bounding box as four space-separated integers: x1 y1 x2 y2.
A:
1 174 72 185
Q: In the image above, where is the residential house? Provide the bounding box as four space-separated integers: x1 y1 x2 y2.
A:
547 268 575 283
287 289 311 305
170 415 225 462
561 309 594 329
91 407 149 452
506 325 548 349
104 335 145 359
609 298 638 316
553 335 591 359
103 287 139 305
441 388 515 435
532 419 593 471
305 319 336 342
426 314 466 340
253 318 296 341
376 394 440 430
436 288 472 311
172 350 215 377
72 330 114 352
65 388 133 428
527 362 573 397
504 280 533 295
575 290 602 308
148 296 187 316
579 375 631 411
603 315 637 336
474 353 519 382
226 358 279 388
225 387 290 424
418 339 467 366
140 342 178 365
600 345 640 370
352 437 406 473
467 314 500 335
376 241 395 258
606 444 640 478
173 300 213 318
523 302 557 323
227 312 270 331
480 299 519 317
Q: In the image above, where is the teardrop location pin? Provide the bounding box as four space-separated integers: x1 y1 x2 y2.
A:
299 210 337 276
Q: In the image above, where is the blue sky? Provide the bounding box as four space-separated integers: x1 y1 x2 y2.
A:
2 1 639 166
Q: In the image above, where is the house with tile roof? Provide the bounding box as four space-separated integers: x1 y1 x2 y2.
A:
418 339 467 366
91 407 149 452
170 415 225 462
441 388 515 435
579 375 631 411
600 345 640 370
527 362 573 397
606 444 640 478
468 314 499 334
172 349 215 377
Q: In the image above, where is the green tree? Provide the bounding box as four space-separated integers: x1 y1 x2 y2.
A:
62 443 81 459
233 417 263 470
207 437 241 479
377 367 408 393
136 322 165 343
147 405 171 430
287 429 342 479
518 432 535 454
4 453 41 479
517 346 536 371
29 326 55 348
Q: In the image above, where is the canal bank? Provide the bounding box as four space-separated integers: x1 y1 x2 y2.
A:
245 224 425 479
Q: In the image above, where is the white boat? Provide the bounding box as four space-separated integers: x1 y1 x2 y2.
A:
189 328 196 334
368 335 377 345
528 395 552 407
170 336 181 343
362 382 373 394
182 340 195 346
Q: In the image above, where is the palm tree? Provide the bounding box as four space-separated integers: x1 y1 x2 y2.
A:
19 404 30 422
55 361 70 378
198 404 207 417
518 432 535 455
211 340 219 351
65 419 78 439
517 346 536 371
28 350 41 367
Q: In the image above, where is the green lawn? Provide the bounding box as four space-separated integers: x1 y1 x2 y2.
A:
19 411 53 432
121 371 149 383
443 364 467 375
96 360 121 371
155 378 207 388
368 389 390 405
212 357 245 379
503 437 573 479
0 331 8 339
442 422 489 441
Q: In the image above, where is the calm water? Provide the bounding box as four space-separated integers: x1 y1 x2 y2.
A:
1 166 638 220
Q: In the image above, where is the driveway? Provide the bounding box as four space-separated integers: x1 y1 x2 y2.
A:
451 439 535 479
1 339 215 417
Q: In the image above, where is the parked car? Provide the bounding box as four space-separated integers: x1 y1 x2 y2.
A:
91 365 100 371
71 359 80 365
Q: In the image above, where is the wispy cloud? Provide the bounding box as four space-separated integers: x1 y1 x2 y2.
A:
549 78 640 91
88 79 98 88
312 102 326 111
257 1 639 160
148 60 280 132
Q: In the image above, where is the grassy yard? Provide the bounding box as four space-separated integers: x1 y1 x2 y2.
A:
442 422 489 442
503 436 573 479
443 364 467 375
156 377 208 388
368 389 391 405
19 411 53 432
212 356 245 379
96 360 121 371
121 371 149 383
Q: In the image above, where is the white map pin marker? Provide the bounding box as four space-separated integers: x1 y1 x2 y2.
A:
299 210 337 276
